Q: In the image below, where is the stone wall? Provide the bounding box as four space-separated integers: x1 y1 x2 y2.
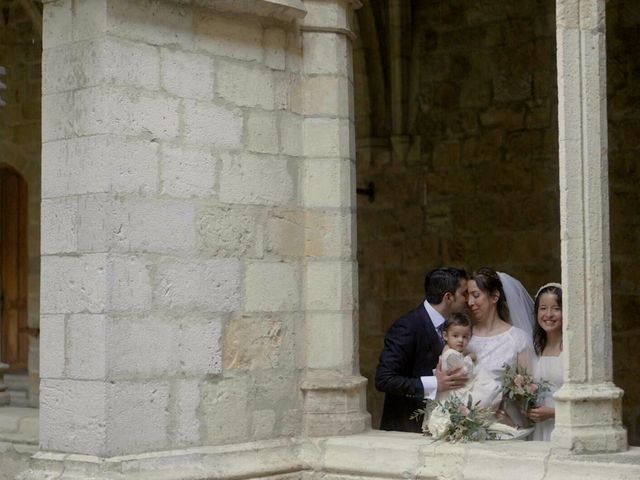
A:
607 0 640 446
0 0 41 403
356 0 560 429
356 0 640 443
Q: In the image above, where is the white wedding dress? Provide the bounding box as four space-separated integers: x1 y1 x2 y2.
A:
467 326 533 420
532 354 563 441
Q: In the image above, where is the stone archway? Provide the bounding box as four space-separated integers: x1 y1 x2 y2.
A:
354 0 638 447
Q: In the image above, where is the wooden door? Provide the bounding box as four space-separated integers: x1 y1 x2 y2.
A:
0 166 29 372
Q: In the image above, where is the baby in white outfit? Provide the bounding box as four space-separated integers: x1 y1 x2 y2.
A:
436 312 477 404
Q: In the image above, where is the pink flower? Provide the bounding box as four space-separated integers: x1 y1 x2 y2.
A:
526 383 539 395
513 374 525 387
458 405 470 416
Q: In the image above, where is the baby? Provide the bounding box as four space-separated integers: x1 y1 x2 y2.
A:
436 312 476 403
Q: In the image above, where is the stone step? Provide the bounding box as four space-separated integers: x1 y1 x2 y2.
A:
9 390 31 408
4 373 29 392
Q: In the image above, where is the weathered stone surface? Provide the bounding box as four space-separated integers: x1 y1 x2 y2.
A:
39 315 65 379
219 153 294 206
246 110 280 154
244 262 300 312
304 261 354 311
41 254 108 314
67 314 107 380
301 159 350 208
77 196 197 254
105 380 170 454
160 144 216 198
264 28 286 70
40 379 107 454
171 379 202 447
182 99 243 148
216 60 274 109
223 314 283 371
194 14 263 62
155 258 241 312
41 197 78 254
198 206 263 257
161 49 214 101
265 210 304 258
201 376 250 445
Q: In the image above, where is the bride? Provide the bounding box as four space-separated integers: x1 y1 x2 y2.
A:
465 267 535 426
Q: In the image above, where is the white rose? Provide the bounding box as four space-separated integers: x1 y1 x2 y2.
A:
427 406 452 439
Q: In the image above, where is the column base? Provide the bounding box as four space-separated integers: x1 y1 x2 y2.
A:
0 362 10 406
551 382 627 453
300 371 371 437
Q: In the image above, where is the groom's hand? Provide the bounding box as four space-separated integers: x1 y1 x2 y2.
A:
435 360 468 392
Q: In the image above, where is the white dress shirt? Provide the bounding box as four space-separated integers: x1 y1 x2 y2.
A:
420 300 445 399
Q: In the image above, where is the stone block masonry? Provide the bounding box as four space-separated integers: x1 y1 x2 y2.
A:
38 0 311 457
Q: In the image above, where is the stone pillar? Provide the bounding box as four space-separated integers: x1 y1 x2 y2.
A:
299 0 370 436
38 0 249 457
553 0 627 453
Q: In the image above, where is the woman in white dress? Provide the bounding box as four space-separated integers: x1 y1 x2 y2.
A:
527 283 563 441
465 268 535 426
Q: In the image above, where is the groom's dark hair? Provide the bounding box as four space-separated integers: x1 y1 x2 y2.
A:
424 267 467 304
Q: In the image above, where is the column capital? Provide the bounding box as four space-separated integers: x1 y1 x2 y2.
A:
301 0 361 39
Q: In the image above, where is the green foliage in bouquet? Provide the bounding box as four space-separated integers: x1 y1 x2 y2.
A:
412 396 498 443
499 363 551 411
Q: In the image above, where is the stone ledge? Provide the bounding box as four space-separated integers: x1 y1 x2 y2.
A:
15 431 640 480
18 438 305 480
201 0 307 21
40 0 307 22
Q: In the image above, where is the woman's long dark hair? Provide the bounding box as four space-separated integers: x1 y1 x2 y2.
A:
533 285 563 355
470 267 510 323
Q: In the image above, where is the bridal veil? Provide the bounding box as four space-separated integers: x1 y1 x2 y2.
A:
497 271 535 337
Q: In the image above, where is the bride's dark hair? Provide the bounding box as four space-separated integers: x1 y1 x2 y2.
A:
533 285 563 355
470 267 510 323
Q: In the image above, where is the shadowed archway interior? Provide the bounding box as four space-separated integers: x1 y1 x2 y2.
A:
354 0 640 444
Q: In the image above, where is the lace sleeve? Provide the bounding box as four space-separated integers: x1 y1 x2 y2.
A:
511 326 536 372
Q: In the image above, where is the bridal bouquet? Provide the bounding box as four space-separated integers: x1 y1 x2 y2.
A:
499 364 551 411
412 396 498 443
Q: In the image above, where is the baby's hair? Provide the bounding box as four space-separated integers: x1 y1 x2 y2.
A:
443 312 473 332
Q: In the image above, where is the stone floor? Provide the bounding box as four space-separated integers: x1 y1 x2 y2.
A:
0 407 39 480
0 406 38 444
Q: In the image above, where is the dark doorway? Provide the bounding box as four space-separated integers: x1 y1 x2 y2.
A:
0 165 29 372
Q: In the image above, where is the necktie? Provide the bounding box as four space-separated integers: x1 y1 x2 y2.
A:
436 323 445 347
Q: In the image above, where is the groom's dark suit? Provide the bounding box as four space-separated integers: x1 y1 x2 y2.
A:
375 304 443 432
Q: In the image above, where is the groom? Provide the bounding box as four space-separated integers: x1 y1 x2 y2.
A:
375 267 469 432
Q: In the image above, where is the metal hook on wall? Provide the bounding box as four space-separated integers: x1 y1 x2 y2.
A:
356 181 375 203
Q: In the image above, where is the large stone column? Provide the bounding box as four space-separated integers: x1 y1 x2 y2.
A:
553 0 627 453
299 0 370 436
38 0 307 458
39 0 233 457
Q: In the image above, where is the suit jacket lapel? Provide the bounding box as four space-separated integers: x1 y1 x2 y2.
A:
419 304 444 356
